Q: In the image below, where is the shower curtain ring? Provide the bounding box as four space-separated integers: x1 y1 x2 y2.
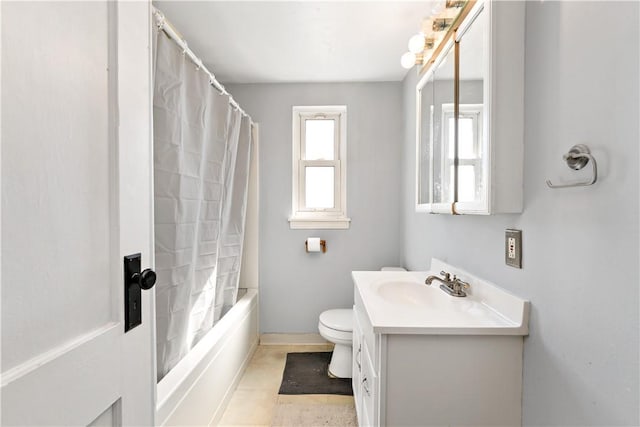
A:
154 10 166 31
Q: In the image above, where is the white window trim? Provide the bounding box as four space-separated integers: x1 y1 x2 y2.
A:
289 105 350 229
441 103 483 202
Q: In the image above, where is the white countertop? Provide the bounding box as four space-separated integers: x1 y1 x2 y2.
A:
352 260 529 335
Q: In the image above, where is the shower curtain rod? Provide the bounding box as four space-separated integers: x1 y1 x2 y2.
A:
152 6 253 124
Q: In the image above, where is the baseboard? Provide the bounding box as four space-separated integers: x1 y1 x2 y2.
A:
260 333 329 345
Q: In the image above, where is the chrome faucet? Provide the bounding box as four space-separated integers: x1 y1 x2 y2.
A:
425 270 452 286
425 270 470 297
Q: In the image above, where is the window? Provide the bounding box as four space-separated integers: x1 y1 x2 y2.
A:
290 106 350 229
441 104 483 203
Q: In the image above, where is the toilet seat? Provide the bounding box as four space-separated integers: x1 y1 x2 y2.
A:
319 309 353 333
318 323 352 344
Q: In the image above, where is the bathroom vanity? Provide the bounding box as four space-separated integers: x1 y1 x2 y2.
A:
351 259 529 426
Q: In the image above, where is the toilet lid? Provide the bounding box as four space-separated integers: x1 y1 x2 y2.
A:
319 309 353 332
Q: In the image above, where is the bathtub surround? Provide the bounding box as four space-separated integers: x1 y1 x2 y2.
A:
157 289 258 426
401 1 639 425
227 83 404 334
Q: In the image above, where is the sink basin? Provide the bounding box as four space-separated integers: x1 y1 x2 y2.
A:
374 280 432 306
352 262 530 335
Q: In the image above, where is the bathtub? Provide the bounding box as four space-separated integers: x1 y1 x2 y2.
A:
156 288 259 426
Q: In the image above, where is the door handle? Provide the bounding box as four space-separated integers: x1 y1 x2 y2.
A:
129 268 157 290
124 253 156 332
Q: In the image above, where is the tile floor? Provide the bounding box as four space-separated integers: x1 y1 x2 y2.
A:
217 344 356 426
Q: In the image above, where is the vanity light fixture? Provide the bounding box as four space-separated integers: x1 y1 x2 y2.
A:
401 51 417 69
408 33 426 54
408 33 436 54
446 0 466 7
400 0 468 69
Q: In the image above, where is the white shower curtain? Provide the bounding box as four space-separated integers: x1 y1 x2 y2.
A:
153 30 253 380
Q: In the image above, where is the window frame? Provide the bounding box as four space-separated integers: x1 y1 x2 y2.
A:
290 105 350 229
441 103 483 203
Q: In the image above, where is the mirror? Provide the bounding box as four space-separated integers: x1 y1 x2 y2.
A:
415 1 524 214
416 71 434 207
457 6 486 205
416 4 488 212
431 42 456 206
416 40 455 209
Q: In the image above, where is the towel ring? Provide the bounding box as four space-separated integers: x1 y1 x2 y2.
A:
546 144 598 189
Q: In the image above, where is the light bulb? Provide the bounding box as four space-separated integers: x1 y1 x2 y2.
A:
408 33 426 54
400 52 416 69
431 0 446 15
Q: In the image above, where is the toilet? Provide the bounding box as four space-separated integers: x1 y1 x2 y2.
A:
318 266 406 379
318 308 353 378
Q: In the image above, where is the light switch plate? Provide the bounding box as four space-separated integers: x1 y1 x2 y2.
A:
505 229 522 269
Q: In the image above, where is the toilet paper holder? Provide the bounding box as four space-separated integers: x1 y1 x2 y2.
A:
305 239 327 253
546 144 598 189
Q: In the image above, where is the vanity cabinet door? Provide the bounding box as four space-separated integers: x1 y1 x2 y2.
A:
454 0 524 214
353 289 380 427
455 5 487 210
352 307 364 423
360 340 377 427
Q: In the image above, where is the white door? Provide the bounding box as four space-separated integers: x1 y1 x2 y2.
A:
1 1 156 425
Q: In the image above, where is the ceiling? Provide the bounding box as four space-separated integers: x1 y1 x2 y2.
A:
154 1 435 84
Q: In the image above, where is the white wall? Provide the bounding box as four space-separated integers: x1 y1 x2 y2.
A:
239 125 260 290
401 1 639 425
226 83 403 333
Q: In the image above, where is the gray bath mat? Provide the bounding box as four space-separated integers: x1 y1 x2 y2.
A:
278 352 353 395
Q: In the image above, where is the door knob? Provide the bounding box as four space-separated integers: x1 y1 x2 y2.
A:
131 268 156 290
124 253 155 332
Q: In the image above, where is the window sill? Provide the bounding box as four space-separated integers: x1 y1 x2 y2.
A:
288 216 351 230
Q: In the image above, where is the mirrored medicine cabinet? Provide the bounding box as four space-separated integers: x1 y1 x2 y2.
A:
416 0 525 215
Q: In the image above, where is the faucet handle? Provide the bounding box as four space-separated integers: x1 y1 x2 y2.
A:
440 270 451 281
453 277 470 291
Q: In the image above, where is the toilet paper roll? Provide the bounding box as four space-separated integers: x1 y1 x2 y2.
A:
306 237 322 253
